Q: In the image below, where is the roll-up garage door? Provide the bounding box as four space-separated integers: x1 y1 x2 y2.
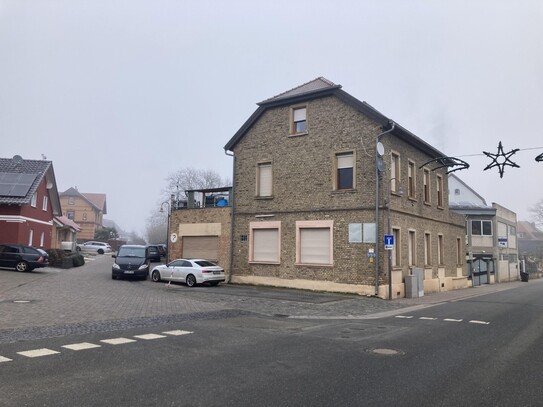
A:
182 236 219 260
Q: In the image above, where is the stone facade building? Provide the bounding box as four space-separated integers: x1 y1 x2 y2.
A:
223 77 466 298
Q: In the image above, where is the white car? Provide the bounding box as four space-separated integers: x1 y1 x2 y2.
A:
150 258 225 287
76 241 112 254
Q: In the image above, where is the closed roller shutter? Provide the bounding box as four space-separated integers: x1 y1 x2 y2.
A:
183 236 219 260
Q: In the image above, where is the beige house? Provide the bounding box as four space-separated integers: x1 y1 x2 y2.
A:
59 187 107 242
223 77 466 298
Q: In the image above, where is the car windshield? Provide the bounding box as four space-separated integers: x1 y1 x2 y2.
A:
117 247 146 258
195 260 217 267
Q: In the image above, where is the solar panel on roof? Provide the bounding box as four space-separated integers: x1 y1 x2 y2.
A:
0 172 37 197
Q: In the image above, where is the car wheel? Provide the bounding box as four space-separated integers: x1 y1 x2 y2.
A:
16 261 29 272
209 281 220 286
186 274 197 287
97 249 104 254
151 270 161 282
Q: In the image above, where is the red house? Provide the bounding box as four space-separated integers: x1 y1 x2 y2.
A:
0 156 61 249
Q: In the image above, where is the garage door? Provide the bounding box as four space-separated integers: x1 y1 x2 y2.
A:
182 236 219 260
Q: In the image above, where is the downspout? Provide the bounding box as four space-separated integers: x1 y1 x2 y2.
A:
374 121 395 296
225 149 235 284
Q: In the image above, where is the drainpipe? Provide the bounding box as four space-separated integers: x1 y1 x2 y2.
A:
374 122 395 296
225 149 235 284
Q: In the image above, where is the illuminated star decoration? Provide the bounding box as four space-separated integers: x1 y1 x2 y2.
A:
536 152 543 162
483 141 520 178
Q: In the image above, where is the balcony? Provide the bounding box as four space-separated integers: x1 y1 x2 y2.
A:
174 187 232 210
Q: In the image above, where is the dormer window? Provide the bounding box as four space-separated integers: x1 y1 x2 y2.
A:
291 106 307 134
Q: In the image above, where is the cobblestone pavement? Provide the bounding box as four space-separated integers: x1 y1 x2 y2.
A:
0 254 532 343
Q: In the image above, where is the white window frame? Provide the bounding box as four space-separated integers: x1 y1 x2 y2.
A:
28 229 33 246
31 193 37 207
249 221 281 264
390 152 400 193
40 232 45 247
42 196 48 211
291 106 307 134
334 151 355 190
295 220 333 266
256 162 273 197
68 196 75 205
424 232 431 266
408 230 416 266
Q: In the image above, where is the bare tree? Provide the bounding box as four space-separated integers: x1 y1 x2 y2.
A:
163 168 229 201
145 203 168 244
529 199 543 226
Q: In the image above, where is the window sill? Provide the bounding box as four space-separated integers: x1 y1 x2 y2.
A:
288 131 308 138
331 189 357 194
249 261 280 265
255 196 273 200
295 262 334 268
437 205 444 210
423 201 431 207
408 196 417 202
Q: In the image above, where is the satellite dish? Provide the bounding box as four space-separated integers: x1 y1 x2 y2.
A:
12 155 23 164
376 142 385 157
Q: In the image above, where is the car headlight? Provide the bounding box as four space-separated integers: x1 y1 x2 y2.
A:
112 263 120 269
138 264 148 270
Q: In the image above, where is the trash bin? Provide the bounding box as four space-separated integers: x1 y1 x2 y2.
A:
520 272 529 282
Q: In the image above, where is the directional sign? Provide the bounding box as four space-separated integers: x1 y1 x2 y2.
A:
384 234 394 250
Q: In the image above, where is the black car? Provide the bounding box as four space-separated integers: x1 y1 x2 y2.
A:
0 244 49 272
157 244 167 258
147 245 161 262
111 245 150 280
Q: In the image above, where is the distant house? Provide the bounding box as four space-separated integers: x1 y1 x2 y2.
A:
449 174 519 284
0 156 61 248
52 215 81 251
517 221 543 261
59 187 107 242
223 77 466 298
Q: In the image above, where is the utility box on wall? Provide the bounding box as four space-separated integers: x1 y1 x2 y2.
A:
405 267 425 298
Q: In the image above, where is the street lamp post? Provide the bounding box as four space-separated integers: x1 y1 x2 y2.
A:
160 195 173 262
387 178 403 300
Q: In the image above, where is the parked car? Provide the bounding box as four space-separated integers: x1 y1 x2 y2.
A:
150 258 225 287
157 244 167 258
112 244 150 280
0 244 49 272
76 241 112 254
147 245 161 262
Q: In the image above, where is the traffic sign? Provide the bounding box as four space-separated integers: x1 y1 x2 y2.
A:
384 234 394 250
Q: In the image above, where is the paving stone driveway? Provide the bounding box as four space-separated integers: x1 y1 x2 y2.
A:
0 254 528 344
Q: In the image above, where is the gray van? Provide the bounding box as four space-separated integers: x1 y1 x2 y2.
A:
111 244 149 280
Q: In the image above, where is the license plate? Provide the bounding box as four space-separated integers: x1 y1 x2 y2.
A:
213 271 221 275
124 270 134 274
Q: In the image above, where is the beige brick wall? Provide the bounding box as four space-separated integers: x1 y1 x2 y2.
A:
169 207 231 276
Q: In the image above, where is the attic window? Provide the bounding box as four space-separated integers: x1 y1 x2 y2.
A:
455 188 460 195
69 197 75 205
291 106 307 134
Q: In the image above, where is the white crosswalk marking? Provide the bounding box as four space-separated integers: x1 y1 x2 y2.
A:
163 330 193 336
100 337 137 345
0 356 13 363
62 342 101 351
444 318 463 322
469 320 490 325
395 315 414 319
17 348 60 358
419 317 438 320
134 334 167 340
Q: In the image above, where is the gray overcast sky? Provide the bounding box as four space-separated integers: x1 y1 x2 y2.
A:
1 0 542 235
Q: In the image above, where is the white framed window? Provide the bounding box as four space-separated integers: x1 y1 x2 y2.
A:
392 228 401 267
31 193 37 207
335 152 354 190
438 234 444 265
256 162 272 197
471 220 492 236
424 232 431 266
291 106 307 134
40 232 45 247
42 196 48 211
67 210 75 220
249 221 281 263
408 161 416 199
390 152 400 193
423 168 431 204
68 196 75 205
28 229 34 246
436 175 444 208
408 230 416 266
296 220 333 265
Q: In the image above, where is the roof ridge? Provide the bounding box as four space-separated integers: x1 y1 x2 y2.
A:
259 76 339 104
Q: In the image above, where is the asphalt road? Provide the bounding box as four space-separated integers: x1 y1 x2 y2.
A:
1 256 542 406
